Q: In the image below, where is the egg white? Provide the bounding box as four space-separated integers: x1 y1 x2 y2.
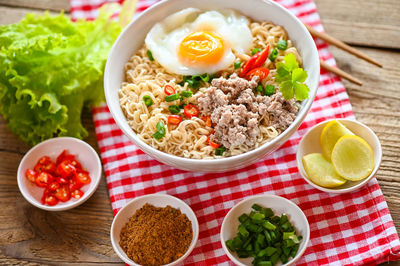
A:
145 8 253 76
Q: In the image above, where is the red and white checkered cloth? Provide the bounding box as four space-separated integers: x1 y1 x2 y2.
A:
70 0 400 264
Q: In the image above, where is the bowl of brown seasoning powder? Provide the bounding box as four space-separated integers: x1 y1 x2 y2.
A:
110 194 199 266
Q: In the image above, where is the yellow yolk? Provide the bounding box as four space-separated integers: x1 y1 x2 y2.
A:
178 31 225 65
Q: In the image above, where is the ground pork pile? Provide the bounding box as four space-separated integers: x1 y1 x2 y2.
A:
196 73 298 149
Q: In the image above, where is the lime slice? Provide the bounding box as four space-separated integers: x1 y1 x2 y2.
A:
320 120 354 160
331 135 374 181
302 153 347 188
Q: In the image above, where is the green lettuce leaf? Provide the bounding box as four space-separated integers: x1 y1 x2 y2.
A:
0 10 122 145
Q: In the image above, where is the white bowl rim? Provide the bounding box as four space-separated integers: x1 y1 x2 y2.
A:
110 193 200 266
220 194 310 266
17 137 102 211
104 0 320 165
296 118 383 194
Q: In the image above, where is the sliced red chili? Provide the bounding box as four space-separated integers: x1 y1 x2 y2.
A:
35 172 54 188
207 136 220 148
25 169 37 183
56 150 68 165
75 171 91 185
246 67 270 81
71 189 84 199
240 53 260 77
48 181 60 191
44 194 58 206
164 85 176 95
69 176 84 191
168 115 182 125
54 185 71 202
201 116 212 127
252 45 270 69
38 156 51 165
184 104 199 119
56 176 69 185
56 161 76 177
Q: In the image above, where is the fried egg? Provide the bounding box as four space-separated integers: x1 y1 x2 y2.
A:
145 8 253 76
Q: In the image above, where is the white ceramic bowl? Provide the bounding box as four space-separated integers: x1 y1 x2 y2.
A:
17 137 102 211
296 118 382 193
104 0 320 172
110 193 199 266
220 194 310 266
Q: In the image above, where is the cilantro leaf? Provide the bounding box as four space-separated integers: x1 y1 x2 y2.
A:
294 82 309 101
280 80 294 99
274 53 310 101
292 68 308 83
284 53 299 71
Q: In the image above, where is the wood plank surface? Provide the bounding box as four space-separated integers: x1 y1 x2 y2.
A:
0 0 399 265
315 0 400 49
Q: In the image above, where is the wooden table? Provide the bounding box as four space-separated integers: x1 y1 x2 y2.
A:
0 0 399 264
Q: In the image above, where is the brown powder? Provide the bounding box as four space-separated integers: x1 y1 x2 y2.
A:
119 203 193 266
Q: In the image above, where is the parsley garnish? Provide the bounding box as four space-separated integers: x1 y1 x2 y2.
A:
274 53 310 101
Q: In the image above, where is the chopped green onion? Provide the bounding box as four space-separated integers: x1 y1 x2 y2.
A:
142 95 153 107
256 84 264 93
234 61 242 69
283 231 295 240
215 147 226 156
263 220 277 231
165 93 180 102
181 90 193 98
146 50 154 61
277 39 288 50
252 204 262 211
227 203 302 265
153 121 165 140
168 105 180 114
264 85 275 96
179 103 187 109
238 225 249 238
251 47 261 55
268 48 279 62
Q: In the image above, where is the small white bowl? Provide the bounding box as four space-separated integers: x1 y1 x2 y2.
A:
104 0 320 172
110 193 199 266
17 137 102 211
296 118 382 194
220 194 310 266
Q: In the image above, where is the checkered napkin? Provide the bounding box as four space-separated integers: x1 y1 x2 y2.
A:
70 0 400 264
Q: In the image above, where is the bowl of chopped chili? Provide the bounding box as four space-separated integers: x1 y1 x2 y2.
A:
110 193 199 266
17 137 102 211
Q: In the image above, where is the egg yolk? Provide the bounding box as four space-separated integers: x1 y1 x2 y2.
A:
178 31 225 65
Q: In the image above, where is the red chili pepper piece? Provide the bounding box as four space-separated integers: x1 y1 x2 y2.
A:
54 185 71 202
71 189 84 199
252 45 270 69
168 115 182 125
35 172 54 188
75 171 91 185
201 116 212 127
25 169 37 183
184 104 200 119
43 194 58 206
207 136 220 149
164 85 176 95
246 67 270 81
240 53 260 77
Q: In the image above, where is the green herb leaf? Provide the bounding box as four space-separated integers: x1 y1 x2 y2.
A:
279 80 294 100
293 82 309 101
146 49 154 61
292 68 308 83
274 53 310 100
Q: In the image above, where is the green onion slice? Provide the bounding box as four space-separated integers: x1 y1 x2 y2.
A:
277 40 288 50
146 50 154 61
165 93 180 102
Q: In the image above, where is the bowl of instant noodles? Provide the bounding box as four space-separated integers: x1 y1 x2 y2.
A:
104 0 320 172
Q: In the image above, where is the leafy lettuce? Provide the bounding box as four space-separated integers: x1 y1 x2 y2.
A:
0 9 122 145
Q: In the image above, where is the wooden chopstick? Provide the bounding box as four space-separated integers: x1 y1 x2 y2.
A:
320 59 363 86
305 24 382 68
